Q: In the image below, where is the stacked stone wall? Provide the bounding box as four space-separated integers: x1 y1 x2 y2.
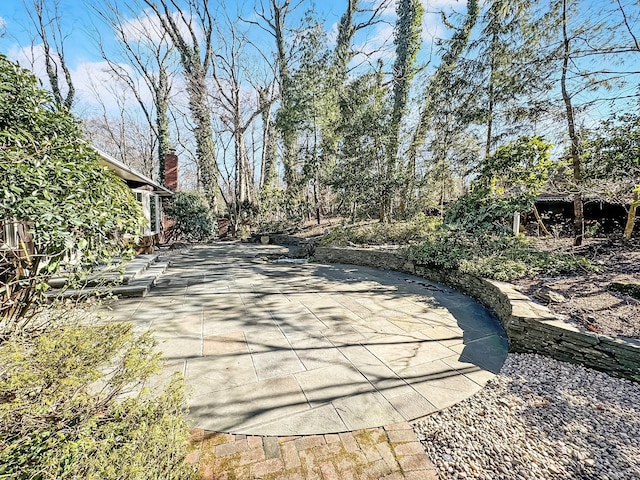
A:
312 247 640 382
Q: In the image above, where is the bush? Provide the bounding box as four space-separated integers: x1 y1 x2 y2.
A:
0 320 198 480
409 230 596 281
320 213 440 247
165 191 215 242
256 185 308 234
0 54 144 332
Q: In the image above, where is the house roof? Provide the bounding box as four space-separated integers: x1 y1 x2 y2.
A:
95 148 174 197
536 193 627 205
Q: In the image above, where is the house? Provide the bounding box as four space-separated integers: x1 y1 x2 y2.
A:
96 149 176 251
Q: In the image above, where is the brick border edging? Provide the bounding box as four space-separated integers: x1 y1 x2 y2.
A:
188 422 438 479
311 246 640 382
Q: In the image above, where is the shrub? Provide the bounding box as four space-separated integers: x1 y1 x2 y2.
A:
0 320 198 480
256 185 308 234
320 213 440 246
409 230 596 281
164 191 215 242
0 54 144 333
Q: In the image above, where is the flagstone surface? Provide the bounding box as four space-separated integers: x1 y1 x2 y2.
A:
105 243 508 436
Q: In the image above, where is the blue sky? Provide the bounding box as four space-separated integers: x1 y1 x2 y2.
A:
0 1 461 110
2 0 637 141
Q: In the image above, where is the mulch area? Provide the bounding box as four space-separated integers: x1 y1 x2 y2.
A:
187 422 438 480
516 237 640 338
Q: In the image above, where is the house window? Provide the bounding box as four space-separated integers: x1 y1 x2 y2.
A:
133 190 161 236
1 220 19 250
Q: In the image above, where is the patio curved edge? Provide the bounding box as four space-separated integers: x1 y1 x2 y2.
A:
312 246 640 382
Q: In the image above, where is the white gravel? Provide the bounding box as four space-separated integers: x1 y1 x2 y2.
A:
413 353 640 480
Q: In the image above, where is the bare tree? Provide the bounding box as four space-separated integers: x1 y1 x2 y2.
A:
24 0 74 108
93 0 176 183
211 11 276 206
142 0 222 212
84 75 156 177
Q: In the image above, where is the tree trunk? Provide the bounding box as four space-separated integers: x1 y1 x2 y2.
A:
156 67 171 183
573 192 584 245
624 189 639 239
187 66 221 213
561 0 583 246
485 61 494 158
258 87 276 188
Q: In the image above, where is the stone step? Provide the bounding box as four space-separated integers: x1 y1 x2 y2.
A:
48 254 158 288
46 256 170 300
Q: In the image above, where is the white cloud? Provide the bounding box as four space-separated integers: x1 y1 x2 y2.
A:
0 16 6 30
6 43 152 114
120 8 201 46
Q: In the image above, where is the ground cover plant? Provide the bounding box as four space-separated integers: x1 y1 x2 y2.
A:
319 213 440 246
407 229 596 282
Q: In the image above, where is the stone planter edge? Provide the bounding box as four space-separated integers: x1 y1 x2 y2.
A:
311 246 640 382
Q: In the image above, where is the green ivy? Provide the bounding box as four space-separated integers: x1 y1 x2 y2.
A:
409 230 596 281
320 213 440 247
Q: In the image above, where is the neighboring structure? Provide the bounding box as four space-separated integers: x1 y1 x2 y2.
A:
96 149 175 250
534 193 636 235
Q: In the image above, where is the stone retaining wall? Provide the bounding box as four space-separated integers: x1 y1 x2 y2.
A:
312 246 640 382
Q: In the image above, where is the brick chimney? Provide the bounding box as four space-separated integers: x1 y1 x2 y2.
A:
164 149 178 191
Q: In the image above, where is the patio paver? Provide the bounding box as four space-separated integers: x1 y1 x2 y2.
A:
106 243 508 436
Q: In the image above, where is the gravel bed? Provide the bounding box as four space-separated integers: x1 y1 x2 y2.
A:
414 353 640 480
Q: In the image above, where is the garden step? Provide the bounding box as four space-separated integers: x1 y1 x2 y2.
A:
47 254 158 289
46 256 169 300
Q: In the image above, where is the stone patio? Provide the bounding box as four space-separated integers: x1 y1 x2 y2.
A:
105 243 508 436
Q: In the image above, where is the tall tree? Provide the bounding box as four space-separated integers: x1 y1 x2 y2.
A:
331 62 391 221
143 0 221 212
258 83 278 188
247 0 301 190
470 0 551 157
387 0 423 219
407 0 480 180
210 8 275 210
94 0 175 182
544 0 639 245
559 0 585 245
